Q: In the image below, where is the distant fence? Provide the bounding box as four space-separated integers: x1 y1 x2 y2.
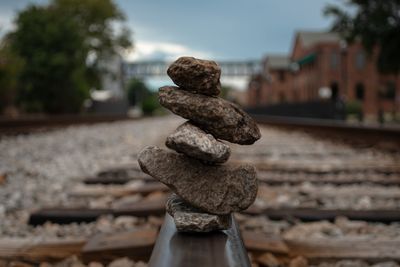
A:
246 100 346 120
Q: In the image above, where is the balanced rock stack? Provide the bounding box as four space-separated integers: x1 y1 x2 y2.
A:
138 57 261 232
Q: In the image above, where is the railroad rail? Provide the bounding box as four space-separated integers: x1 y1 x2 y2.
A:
148 214 251 267
0 114 134 135
251 114 400 134
251 114 400 150
3 116 400 265
3 114 399 142
6 162 400 265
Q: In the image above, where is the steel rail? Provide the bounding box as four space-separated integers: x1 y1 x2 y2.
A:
148 214 251 267
251 114 400 134
0 114 136 135
251 114 400 151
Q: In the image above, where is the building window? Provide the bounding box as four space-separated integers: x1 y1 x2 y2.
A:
355 83 365 101
330 51 339 69
251 80 262 105
379 81 396 100
256 87 262 105
278 70 285 82
279 92 286 103
355 51 366 70
330 81 339 100
292 90 299 101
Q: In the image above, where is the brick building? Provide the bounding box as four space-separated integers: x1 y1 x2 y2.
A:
247 30 400 120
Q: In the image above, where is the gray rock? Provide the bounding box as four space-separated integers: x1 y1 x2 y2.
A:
165 122 230 163
166 194 230 232
159 86 261 145
138 146 258 215
108 257 135 267
167 57 221 96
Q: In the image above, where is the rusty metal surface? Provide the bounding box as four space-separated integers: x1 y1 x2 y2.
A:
251 114 400 151
251 114 400 133
0 114 136 135
148 214 251 267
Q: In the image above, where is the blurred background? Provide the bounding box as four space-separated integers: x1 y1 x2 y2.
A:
1 1 400 267
1 0 398 123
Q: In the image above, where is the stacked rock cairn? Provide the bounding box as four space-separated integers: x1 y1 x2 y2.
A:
138 57 261 232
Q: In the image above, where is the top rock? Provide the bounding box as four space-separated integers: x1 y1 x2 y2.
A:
167 57 221 96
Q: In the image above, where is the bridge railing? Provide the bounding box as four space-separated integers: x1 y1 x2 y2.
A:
123 60 261 79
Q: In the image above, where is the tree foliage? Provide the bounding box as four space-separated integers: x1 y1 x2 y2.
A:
127 78 149 106
126 78 160 115
9 5 89 113
220 85 232 99
52 0 132 88
0 41 23 112
5 0 132 113
324 0 400 74
141 93 160 115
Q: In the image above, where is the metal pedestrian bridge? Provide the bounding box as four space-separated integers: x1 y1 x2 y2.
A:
123 60 261 79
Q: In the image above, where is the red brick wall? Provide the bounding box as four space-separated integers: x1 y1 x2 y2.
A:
247 38 400 120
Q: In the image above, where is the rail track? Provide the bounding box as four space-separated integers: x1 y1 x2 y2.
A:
1 116 400 266
0 114 135 135
11 161 399 266
252 114 400 152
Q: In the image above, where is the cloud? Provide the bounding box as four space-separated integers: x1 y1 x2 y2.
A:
123 40 213 62
0 12 14 36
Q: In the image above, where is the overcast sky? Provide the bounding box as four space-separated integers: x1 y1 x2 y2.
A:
0 0 339 62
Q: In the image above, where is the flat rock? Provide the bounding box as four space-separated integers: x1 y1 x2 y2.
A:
159 86 261 145
138 146 258 215
165 122 231 163
167 56 221 96
166 194 230 232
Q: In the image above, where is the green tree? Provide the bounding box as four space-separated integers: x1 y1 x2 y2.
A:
324 0 400 74
7 0 132 113
53 0 131 54
126 78 160 115
0 41 24 113
220 85 232 99
52 0 132 88
141 93 160 115
9 5 89 113
127 78 150 106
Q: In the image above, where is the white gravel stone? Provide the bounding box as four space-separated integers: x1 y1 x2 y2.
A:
1 115 400 244
0 117 182 237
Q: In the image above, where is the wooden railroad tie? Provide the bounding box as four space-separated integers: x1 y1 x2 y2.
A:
3 221 400 264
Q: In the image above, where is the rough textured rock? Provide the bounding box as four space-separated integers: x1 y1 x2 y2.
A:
289 256 309 267
138 146 258 215
159 86 261 145
166 194 230 232
167 56 221 96
165 122 231 163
